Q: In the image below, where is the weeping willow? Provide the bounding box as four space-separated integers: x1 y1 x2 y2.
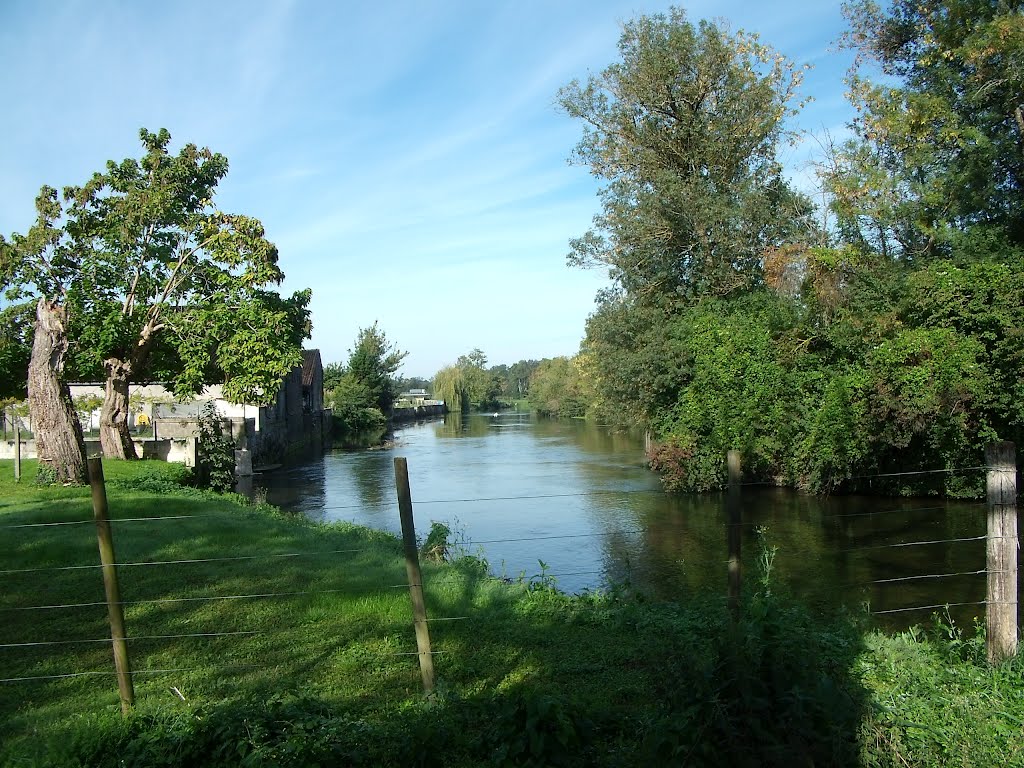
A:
432 365 469 413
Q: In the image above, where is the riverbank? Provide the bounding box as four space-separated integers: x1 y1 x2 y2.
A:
1 459 1022 767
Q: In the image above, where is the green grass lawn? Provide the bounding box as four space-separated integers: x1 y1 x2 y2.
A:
1 459 1022 767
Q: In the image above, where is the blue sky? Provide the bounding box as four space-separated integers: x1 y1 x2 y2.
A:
0 0 856 377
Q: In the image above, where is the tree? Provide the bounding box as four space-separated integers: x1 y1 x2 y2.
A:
558 7 815 303
322 362 346 394
393 374 432 395
432 365 469 413
1 191 89 482
0 302 33 402
2 128 311 469
345 322 407 413
528 357 587 418
491 359 540 400
323 324 406 447
830 0 1024 256
455 348 500 409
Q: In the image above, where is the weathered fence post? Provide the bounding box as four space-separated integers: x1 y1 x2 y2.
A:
986 442 1018 664
14 419 21 482
393 457 436 694
88 457 135 713
727 449 742 622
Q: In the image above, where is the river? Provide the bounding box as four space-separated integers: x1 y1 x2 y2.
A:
253 412 995 631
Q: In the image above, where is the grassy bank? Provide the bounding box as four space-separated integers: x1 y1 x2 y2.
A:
1 459 1021 766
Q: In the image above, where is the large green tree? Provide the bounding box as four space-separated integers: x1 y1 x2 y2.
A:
829 0 1024 256
528 357 587 418
456 349 500 409
324 324 407 447
558 7 816 302
342 322 408 414
432 365 469 413
2 129 311 472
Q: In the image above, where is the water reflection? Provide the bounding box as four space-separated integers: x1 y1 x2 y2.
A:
253 413 1000 631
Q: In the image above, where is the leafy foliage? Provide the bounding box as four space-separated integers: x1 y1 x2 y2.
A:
560 3 1024 497
344 322 408 413
558 7 815 300
433 364 469 413
2 128 311 463
432 350 500 412
489 359 540 402
528 357 587 418
195 401 236 493
324 323 405 447
835 0 1024 253
0 302 33 401
457 349 501 410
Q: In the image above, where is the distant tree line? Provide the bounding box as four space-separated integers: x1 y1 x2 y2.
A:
431 352 540 413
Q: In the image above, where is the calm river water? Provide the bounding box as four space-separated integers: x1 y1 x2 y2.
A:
254 412 996 631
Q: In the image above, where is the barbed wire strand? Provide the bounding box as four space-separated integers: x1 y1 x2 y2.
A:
0 613 475 650
846 465 991 481
837 568 990 591
872 600 987 615
0 514 224 532
467 530 644 545
0 630 261 649
0 548 369 576
0 666 262 684
4 585 419 613
1 512 988 577
831 507 958 520
421 568 606 585
837 535 986 554
0 648 448 685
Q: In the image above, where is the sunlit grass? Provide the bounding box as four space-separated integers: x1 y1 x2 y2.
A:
0 459 655 761
1 458 1022 767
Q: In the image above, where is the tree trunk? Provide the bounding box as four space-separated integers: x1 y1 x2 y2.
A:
27 298 88 484
100 358 138 460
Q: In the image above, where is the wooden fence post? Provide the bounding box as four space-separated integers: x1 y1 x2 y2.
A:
727 449 742 622
14 419 21 483
393 457 436 694
88 457 135 713
986 442 1018 664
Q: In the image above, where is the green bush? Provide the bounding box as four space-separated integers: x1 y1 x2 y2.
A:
196 402 236 492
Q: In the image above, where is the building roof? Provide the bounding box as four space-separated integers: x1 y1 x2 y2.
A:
301 349 322 387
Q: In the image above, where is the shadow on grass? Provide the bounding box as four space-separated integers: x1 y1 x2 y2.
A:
1 482 870 767
40 585 871 767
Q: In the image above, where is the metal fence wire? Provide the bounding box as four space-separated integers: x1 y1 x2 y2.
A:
1 448 1018 702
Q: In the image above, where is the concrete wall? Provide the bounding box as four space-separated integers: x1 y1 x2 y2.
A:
0 437 197 466
391 404 446 423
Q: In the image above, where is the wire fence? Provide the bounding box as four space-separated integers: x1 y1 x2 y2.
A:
1 448 1018 708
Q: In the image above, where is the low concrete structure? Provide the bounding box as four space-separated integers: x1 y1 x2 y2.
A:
58 349 330 472
1 437 198 466
391 403 446 423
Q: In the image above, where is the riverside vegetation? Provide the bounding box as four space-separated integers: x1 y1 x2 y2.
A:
2 459 1022 767
536 2 1024 498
